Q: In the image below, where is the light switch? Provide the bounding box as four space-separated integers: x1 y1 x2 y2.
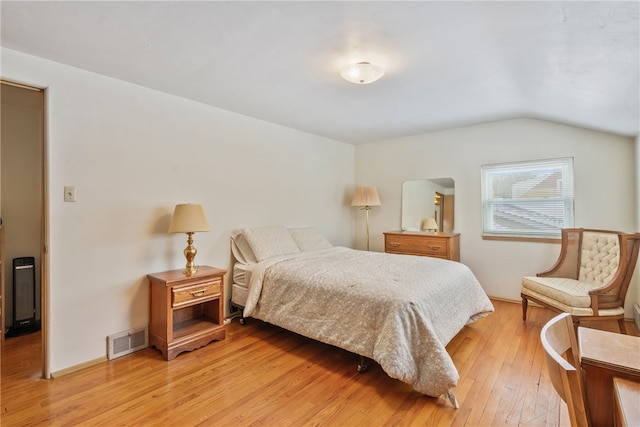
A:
64 186 76 202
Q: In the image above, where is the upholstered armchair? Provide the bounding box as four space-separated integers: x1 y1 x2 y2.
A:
521 228 640 334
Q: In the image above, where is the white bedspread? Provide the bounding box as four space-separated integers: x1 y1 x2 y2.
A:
243 246 494 397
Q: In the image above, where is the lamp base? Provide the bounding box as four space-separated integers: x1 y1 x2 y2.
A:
182 232 199 276
183 266 198 277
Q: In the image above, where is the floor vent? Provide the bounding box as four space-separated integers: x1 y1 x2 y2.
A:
107 326 148 360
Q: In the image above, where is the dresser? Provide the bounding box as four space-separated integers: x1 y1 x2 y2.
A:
148 266 226 360
384 231 460 261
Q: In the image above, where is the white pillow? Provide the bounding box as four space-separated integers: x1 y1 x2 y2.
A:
288 227 333 251
230 232 258 264
243 226 301 262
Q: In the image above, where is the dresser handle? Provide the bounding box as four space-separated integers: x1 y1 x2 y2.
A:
428 245 441 250
190 289 207 297
390 242 401 247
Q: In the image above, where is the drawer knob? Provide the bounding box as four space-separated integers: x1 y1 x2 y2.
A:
390 242 401 247
428 245 441 250
190 289 207 297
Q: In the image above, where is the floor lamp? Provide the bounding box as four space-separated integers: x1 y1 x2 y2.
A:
351 186 381 251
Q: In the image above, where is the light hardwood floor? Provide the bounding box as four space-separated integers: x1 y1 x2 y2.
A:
1 300 637 426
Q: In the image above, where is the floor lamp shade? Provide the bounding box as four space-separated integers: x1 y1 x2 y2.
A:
351 186 381 208
168 204 210 276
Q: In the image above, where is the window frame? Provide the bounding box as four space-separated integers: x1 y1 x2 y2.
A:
481 157 575 240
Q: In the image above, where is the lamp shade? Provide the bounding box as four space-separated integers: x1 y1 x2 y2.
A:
351 186 381 207
168 204 210 233
422 218 438 231
340 62 385 85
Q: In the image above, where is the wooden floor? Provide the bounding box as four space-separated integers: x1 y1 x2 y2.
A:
1 300 637 426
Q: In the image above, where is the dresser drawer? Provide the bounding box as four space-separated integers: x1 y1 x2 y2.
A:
417 237 448 256
172 280 221 308
386 235 447 256
384 231 460 261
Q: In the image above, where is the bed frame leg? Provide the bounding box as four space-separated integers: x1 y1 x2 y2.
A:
357 356 368 373
230 302 246 325
447 390 459 408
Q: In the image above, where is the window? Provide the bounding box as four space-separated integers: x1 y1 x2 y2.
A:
481 158 574 239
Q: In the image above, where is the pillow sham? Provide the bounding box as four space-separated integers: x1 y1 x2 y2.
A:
230 232 258 265
243 225 301 262
288 227 333 252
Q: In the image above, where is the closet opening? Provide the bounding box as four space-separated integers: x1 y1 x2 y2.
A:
1 80 48 379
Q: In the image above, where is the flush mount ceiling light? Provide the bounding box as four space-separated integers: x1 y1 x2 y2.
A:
340 62 385 84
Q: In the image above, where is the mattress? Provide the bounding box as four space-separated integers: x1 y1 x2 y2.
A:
231 262 252 307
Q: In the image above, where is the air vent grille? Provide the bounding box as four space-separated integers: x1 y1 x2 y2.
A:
107 326 148 360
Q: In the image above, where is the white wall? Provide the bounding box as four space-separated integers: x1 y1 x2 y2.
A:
355 119 638 317
2 48 355 373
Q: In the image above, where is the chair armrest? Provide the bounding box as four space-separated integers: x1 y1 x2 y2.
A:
537 229 582 279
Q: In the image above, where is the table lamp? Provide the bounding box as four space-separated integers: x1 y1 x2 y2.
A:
422 218 438 233
168 203 210 276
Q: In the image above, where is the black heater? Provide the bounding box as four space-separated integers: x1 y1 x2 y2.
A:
6 257 39 337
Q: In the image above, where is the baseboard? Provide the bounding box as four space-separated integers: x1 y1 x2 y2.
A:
488 296 546 308
50 356 107 378
487 296 521 305
490 296 638 323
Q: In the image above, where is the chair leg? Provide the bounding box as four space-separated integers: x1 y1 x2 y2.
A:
618 319 628 335
522 297 528 321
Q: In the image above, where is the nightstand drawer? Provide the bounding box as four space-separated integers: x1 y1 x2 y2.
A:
172 280 221 307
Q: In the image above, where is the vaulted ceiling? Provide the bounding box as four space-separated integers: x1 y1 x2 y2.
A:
2 1 638 144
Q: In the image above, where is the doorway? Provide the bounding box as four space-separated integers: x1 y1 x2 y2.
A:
1 80 47 378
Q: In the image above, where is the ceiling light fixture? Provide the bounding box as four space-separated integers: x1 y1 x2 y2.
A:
340 62 385 85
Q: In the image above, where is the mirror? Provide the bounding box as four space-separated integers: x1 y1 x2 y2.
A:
401 178 455 232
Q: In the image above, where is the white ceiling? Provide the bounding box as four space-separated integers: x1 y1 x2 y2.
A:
1 1 638 144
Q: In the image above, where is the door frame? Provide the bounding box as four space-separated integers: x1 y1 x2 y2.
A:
1 79 49 378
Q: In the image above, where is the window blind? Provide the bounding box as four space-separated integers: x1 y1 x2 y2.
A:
481 157 574 238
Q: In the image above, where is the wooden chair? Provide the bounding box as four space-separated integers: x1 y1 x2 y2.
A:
541 313 590 427
522 228 640 334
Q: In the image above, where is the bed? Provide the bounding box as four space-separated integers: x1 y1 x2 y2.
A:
230 226 494 405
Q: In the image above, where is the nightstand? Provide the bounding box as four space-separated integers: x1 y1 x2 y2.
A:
147 266 226 360
384 231 460 261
